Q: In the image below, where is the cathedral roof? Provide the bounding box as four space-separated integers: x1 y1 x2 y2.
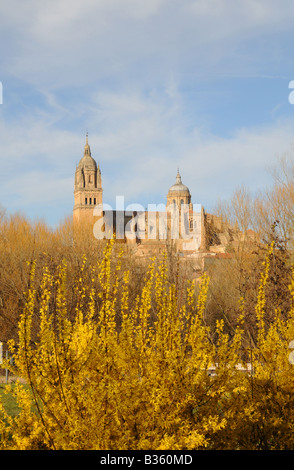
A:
168 169 190 194
77 133 97 170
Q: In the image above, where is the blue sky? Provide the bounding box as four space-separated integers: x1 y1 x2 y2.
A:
1 0 294 227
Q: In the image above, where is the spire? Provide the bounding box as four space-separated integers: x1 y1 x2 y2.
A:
176 167 182 184
77 133 96 170
84 131 91 156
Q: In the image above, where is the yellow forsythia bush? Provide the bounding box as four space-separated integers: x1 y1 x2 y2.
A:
1 239 294 450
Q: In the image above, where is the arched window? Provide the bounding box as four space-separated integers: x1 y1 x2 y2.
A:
85 197 88 205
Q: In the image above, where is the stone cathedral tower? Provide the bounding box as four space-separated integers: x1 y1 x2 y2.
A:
166 168 192 210
73 134 103 222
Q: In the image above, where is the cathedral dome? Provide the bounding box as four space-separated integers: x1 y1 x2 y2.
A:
79 154 97 170
168 169 190 194
77 134 97 170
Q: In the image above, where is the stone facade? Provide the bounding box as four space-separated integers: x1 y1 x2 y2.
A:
73 137 243 268
73 134 102 223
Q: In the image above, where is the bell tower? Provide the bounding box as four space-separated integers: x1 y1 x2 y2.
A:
73 134 103 222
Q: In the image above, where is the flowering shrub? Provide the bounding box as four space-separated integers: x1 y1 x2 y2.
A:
1 240 294 449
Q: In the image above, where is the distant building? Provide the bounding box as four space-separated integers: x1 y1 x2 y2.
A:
73 135 249 272
73 133 102 221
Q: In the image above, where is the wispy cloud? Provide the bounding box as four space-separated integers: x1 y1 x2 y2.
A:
2 0 294 88
1 1 294 225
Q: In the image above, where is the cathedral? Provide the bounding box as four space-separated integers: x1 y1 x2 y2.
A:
73 135 246 268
